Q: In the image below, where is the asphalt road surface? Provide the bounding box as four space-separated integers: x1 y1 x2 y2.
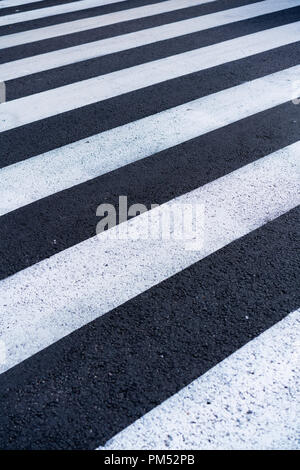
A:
0 0 299 450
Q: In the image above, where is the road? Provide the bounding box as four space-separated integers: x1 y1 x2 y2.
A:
0 0 299 450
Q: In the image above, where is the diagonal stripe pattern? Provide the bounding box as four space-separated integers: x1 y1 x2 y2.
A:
0 0 299 450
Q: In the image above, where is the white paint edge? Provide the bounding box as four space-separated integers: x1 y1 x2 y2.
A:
0 0 220 49
0 0 49 8
0 0 297 81
99 309 300 450
0 0 214 26
0 65 299 215
0 0 131 25
0 141 299 374
0 23 299 132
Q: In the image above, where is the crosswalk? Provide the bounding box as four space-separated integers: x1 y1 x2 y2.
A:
0 0 299 450
100 309 300 450
1 0 298 78
0 0 130 25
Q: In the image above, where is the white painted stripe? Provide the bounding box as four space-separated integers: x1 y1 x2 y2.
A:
0 0 217 49
0 66 299 215
0 0 297 81
0 0 46 8
99 310 300 450
0 0 214 26
0 141 299 374
1 23 299 132
0 0 129 26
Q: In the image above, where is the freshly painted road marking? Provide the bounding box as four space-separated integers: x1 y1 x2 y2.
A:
0 0 131 26
0 0 217 49
0 23 299 132
99 310 300 450
0 0 297 81
0 141 299 374
0 66 299 215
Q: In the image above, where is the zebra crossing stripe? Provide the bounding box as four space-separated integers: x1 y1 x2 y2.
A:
0 65 299 215
0 0 251 50
1 24 299 132
0 141 299 374
0 206 298 449
0 0 214 27
0 0 297 81
100 309 300 450
0 0 132 26
0 0 299 450
0 0 48 8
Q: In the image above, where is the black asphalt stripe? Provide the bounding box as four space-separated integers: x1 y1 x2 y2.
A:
0 0 263 38
0 207 299 450
0 100 299 280
0 41 299 169
0 0 81 17
5 7 300 101
0 0 209 35
0 0 260 63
